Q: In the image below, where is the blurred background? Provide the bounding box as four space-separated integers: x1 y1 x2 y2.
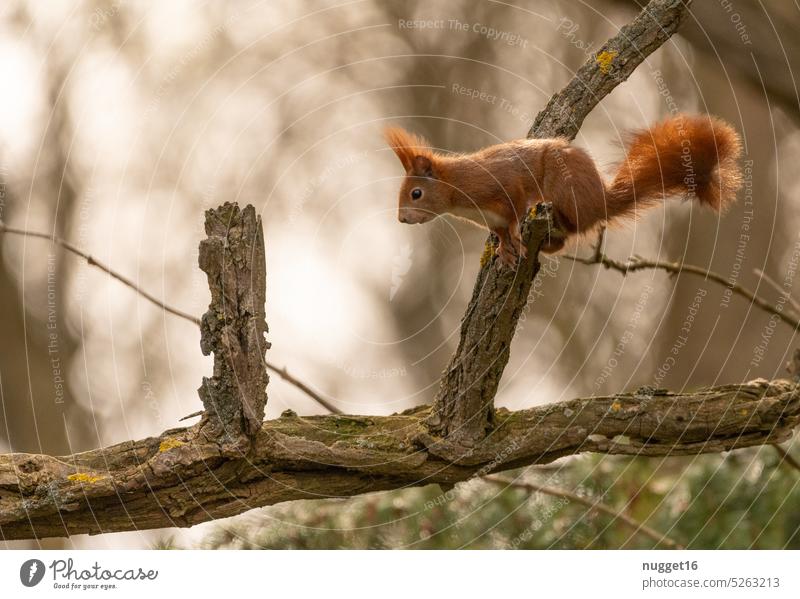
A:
1 0 799 549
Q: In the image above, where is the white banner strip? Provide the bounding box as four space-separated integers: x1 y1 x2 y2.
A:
1 550 797 598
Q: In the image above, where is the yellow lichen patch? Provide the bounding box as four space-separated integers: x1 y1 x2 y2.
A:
596 50 618 74
159 438 186 453
610 401 622 413
68 472 103 484
480 239 495 267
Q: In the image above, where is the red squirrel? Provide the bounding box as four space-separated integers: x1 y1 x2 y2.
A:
385 115 742 266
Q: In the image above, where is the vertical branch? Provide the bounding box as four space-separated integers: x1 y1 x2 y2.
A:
423 0 691 463
197 203 270 447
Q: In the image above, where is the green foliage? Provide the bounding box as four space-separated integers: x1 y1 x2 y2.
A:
200 444 800 549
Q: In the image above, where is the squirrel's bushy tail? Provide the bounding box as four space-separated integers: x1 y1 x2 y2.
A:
606 114 742 219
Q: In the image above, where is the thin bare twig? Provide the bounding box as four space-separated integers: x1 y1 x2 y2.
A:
179 410 204 422
484 475 684 550
179 363 343 420
754 268 800 315
771 443 800 475
565 241 800 330
569 233 800 460
270 364 341 414
592 225 606 263
0 220 342 415
0 221 202 326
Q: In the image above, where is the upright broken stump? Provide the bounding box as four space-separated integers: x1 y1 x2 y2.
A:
197 202 270 448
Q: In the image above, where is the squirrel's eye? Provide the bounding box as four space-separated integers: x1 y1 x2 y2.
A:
411 188 423 200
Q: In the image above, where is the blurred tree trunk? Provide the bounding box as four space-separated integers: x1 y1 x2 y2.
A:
0 13 96 548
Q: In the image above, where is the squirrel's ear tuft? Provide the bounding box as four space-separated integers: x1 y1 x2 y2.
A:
412 155 434 177
384 126 433 172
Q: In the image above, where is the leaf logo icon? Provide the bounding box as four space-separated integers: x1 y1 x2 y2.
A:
20 559 46 587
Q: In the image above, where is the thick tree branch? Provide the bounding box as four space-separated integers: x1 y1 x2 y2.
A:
426 0 692 459
0 379 796 540
527 1 688 139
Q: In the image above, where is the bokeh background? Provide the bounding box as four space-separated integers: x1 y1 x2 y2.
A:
2 0 799 549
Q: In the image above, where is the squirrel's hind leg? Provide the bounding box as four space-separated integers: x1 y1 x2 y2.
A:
509 220 527 260
492 226 520 267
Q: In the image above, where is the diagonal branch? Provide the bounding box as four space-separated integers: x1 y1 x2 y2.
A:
425 0 692 460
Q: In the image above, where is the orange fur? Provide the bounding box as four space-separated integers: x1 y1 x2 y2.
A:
609 114 742 214
385 115 743 266
384 126 434 172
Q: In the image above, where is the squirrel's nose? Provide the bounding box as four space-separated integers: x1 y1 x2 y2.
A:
399 214 409 224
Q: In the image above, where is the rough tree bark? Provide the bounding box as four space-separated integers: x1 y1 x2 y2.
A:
2 0 797 541
196 203 269 447
0 380 796 539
